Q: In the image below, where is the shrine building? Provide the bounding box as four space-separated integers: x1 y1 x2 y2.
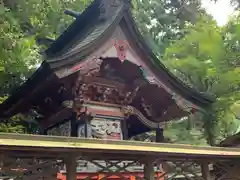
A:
0 0 213 142
3 2 240 180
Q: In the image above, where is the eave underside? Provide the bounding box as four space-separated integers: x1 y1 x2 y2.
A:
220 132 240 147
34 59 190 137
0 56 191 137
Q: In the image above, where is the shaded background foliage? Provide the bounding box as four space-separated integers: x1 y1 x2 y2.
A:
0 0 240 145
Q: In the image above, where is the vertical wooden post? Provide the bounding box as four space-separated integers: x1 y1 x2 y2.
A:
121 119 128 140
71 112 77 137
130 175 136 180
201 162 211 180
156 128 164 142
65 155 77 180
83 114 89 138
40 128 47 135
98 174 104 180
144 160 155 180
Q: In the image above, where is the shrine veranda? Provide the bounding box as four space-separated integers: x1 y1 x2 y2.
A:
0 133 240 180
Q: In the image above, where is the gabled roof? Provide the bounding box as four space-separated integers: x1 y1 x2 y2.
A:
0 0 214 118
45 0 213 107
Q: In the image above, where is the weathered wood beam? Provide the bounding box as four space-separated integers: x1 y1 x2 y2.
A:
23 169 58 180
156 128 164 143
84 114 89 138
65 155 77 180
144 160 154 180
1 133 240 159
201 162 211 180
70 112 77 137
41 108 72 128
121 119 128 140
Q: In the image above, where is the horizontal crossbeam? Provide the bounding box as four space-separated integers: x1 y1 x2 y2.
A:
0 133 240 161
0 133 239 180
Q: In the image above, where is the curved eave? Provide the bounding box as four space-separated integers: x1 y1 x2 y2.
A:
46 3 125 70
0 62 54 118
122 10 214 108
219 132 240 147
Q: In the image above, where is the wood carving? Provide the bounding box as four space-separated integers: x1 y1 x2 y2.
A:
121 106 162 128
69 55 193 123
121 105 185 128
71 57 102 76
123 87 139 105
140 97 153 117
113 40 129 62
74 83 137 106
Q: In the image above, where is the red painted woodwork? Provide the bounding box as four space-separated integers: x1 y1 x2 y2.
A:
57 172 165 180
113 40 129 62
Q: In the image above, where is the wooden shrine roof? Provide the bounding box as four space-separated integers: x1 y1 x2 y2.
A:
45 0 213 107
220 132 240 147
0 0 214 120
0 133 240 160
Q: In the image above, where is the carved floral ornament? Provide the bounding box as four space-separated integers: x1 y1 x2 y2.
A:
61 70 197 115
74 83 138 106
113 40 129 62
71 56 103 76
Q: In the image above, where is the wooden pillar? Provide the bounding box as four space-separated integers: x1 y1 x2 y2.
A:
83 114 89 138
121 119 128 140
98 174 104 180
144 160 155 180
71 112 77 137
130 175 136 180
156 128 164 142
40 128 47 135
201 162 211 180
65 155 77 180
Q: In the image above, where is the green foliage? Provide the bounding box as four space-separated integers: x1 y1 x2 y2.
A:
132 0 203 55
0 0 91 96
164 13 240 145
132 0 239 145
0 0 91 133
0 96 24 133
164 120 208 146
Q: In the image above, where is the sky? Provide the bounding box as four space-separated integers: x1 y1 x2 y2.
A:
201 0 235 26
